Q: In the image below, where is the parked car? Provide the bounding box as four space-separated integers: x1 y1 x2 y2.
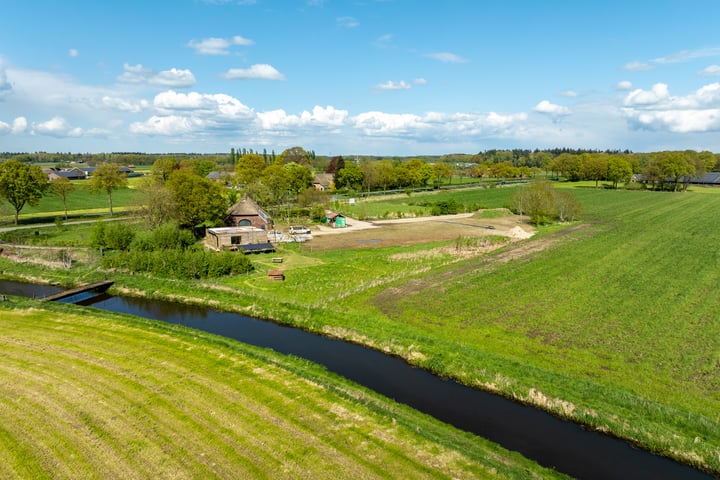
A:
289 226 311 235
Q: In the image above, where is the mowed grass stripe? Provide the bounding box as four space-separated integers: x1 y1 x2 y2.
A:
0 305 561 479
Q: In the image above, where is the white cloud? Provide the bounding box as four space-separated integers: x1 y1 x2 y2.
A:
130 115 204 136
352 111 527 138
533 100 571 116
560 90 578 98
256 105 348 130
376 80 411 90
222 64 285 80
0 117 28 135
117 64 196 87
622 61 654 72
32 116 71 136
699 65 720 77
68 49 79 57
623 82 720 133
337 16 359 28
101 96 149 113
153 90 254 119
623 83 670 106
616 80 633 90
187 35 254 55
426 52 467 63
413 78 427 85
12 117 27 134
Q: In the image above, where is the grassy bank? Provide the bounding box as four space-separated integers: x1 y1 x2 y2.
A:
0 299 562 479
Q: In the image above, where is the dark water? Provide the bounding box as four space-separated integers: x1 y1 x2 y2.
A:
2 280 713 479
0 279 62 298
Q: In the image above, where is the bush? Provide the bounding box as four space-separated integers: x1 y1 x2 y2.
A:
101 248 253 279
89 221 107 249
104 222 136 251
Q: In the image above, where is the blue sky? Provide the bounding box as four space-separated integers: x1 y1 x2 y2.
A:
2 0 720 156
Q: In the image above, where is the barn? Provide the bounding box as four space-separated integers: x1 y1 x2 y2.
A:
205 226 275 253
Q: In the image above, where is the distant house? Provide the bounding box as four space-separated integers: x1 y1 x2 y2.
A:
225 195 273 230
204 226 274 253
206 170 232 183
46 168 86 181
323 211 346 228
312 173 333 191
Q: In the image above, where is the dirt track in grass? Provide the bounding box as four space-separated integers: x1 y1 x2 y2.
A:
302 211 535 251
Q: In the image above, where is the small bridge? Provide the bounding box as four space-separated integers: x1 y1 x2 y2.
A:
43 280 114 303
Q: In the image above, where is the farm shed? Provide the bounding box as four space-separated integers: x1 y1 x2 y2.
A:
205 226 274 253
324 211 347 228
225 195 273 230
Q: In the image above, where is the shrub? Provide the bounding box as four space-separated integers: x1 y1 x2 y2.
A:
101 246 253 279
89 222 107 249
104 222 136 251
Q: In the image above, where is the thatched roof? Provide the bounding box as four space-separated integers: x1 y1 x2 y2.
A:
227 195 263 216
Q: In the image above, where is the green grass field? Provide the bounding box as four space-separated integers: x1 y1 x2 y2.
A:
1 182 719 474
0 300 561 480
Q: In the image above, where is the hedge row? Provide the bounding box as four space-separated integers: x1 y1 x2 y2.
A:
101 247 253 279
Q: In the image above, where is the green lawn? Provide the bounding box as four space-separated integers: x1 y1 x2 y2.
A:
0 300 562 480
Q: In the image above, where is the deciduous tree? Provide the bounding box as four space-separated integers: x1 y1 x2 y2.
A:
335 162 364 191
166 170 227 230
235 153 266 186
606 156 633 188
89 163 128 216
50 176 75 220
0 160 49 224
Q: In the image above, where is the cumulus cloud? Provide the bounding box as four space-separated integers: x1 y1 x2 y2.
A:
0 117 26 135
699 65 720 77
130 115 204 136
256 105 348 130
623 82 720 133
153 90 254 119
337 16 359 28
101 96 149 113
426 52 467 63
616 80 633 90
375 80 411 91
117 64 196 87
12 116 27 134
129 90 256 137
413 78 427 85
352 111 527 138
187 35 254 55
623 83 670 106
31 116 107 138
32 116 71 136
560 90 578 98
533 100 571 116
222 64 285 80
